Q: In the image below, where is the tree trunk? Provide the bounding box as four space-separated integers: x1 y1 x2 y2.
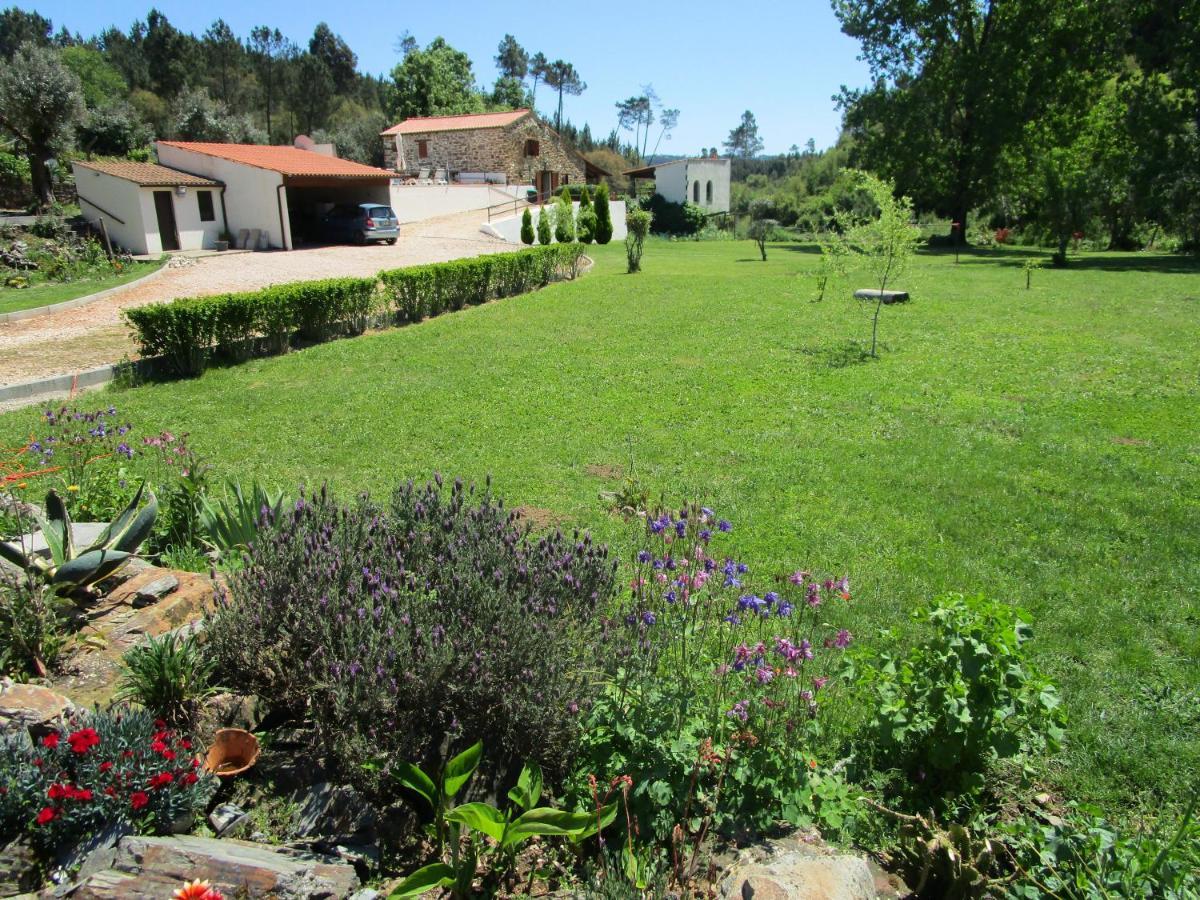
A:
28 153 53 209
951 205 969 244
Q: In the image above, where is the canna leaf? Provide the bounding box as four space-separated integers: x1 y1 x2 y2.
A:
392 761 437 810
387 862 456 898
445 802 507 842
442 740 482 799
507 760 543 811
503 807 597 846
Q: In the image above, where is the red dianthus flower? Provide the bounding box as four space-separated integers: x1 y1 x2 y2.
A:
36 806 58 825
130 791 150 810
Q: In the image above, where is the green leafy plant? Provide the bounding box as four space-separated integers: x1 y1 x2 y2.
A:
0 484 157 596
520 207 534 245
536 204 553 245
387 742 615 898
1022 257 1043 290
198 478 284 559
625 207 652 273
594 183 613 245
0 569 69 677
115 631 219 725
555 190 576 243
578 206 597 244
856 593 1065 800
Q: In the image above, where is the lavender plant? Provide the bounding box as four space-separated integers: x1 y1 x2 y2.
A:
204 477 617 788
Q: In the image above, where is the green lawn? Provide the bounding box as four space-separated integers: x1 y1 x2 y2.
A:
0 259 165 315
3 239 1198 821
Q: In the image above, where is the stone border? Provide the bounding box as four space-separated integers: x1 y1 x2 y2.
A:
0 262 169 324
0 256 595 409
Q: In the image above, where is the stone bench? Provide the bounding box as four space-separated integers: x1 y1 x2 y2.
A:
854 289 910 304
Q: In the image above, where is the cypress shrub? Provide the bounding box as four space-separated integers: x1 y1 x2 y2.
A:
577 207 597 244
520 207 534 244
536 205 552 245
555 195 576 243
594 183 613 244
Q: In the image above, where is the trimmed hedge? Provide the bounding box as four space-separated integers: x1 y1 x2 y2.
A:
379 244 585 324
124 246 587 378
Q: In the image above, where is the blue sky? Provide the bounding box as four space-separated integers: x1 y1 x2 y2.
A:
20 0 870 155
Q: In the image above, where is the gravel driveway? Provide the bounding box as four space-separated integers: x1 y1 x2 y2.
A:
0 210 511 387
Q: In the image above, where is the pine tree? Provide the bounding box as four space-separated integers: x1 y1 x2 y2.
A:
594 182 613 244
520 207 534 244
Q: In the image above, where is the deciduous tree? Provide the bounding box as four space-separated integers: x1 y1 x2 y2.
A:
390 37 480 120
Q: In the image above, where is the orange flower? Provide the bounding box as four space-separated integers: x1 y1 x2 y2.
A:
173 879 224 900
808 758 818 770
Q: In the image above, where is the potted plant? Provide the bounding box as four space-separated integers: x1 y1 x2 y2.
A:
214 230 232 252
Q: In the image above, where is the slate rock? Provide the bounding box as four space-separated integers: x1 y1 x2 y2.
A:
71 834 358 899
209 803 250 838
292 782 379 840
0 679 73 732
55 821 133 882
132 575 179 608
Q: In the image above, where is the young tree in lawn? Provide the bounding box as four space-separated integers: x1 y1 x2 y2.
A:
822 170 922 357
624 206 652 273
0 43 84 207
723 110 763 158
520 207 534 244
593 182 613 244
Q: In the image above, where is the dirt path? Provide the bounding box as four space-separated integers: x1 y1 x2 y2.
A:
0 210 509 386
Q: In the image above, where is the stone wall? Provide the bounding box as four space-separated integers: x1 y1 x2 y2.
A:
385 115 587 187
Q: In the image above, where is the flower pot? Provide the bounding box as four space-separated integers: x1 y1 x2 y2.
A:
204 728 259 777
214 240 230 252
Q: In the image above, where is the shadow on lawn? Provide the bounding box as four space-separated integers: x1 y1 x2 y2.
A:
921 246 1200 274
794 340 877 369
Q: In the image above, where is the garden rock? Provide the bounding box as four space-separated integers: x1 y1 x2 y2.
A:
70 834 358 899
195 693 260 749
208 803 250 838
55 821 134 883
718 834 878 900
0 838 39 895
131 575 179 608
0 679 73 732
291 782 379 840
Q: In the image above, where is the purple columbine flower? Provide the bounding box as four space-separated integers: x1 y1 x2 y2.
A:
726 699 750 722
641 611 656 625
776 601 794 617
675 520 687 537
637 550 652 563
699 528 712 542
834 629 852 649
718 519 733 532
117 442 132 458
756 665 775 685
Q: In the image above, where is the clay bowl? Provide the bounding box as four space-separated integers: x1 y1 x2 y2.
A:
204 728 260 777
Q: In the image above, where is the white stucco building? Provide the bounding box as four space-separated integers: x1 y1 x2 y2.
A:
71 161 226 255
625 154 731 213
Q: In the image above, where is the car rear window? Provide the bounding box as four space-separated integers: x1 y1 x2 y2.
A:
368 207 394 219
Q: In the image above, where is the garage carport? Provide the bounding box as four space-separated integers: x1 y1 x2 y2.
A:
155 141 398 250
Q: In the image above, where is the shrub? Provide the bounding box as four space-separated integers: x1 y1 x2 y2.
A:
625 208 652 273
520 208 534 245
204 478 616 788
639 194 707 236
0 570 68 678
210 291 259 363
594 183 613 244
579 186 593 211
536 205 553 245
577 207 597 244
555 194 577 243
115 632 219 725
0 708 215 854
856 593 1065 799
288 277 377 342
124 297 218 377
747 217 778 261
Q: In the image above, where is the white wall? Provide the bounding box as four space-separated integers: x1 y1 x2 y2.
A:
168 185 225 250
484 201 628 243
72 164 151 255
685 159 731 214
157 144 288 249
652 161 688 206
389 183 526 224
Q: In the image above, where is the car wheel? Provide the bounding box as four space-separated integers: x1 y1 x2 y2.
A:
353 231 366 245
386 238 397 245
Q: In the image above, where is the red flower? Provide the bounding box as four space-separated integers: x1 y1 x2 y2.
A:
191 757 201 769
130 791 150 810
180 771 198 786
47 783 68 800
104 786 117 797
149 772 174 789
154 719 166 729
33 758 43 768
42 733 60 749
67 728 100 754
99 761 114 773
162 750 176 761
0 786 7 795
153 730 171 742
121 750 134 759
69 787 94 802
150 740 168 754
36 806 58 826
180 739 192 750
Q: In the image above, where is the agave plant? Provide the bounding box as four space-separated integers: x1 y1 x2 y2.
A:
198 479 284 559
0 483 157 596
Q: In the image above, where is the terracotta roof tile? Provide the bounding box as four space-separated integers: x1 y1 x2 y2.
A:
381 109 531 136
155 142 394 178
73 160 222 187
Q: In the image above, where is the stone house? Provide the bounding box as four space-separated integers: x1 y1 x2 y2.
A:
381 109 605 197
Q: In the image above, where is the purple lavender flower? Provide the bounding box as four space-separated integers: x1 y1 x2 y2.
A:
675 520 687 537
699 529 712 542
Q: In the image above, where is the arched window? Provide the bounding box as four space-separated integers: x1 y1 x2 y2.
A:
706 181 713 204
693 181 700 202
